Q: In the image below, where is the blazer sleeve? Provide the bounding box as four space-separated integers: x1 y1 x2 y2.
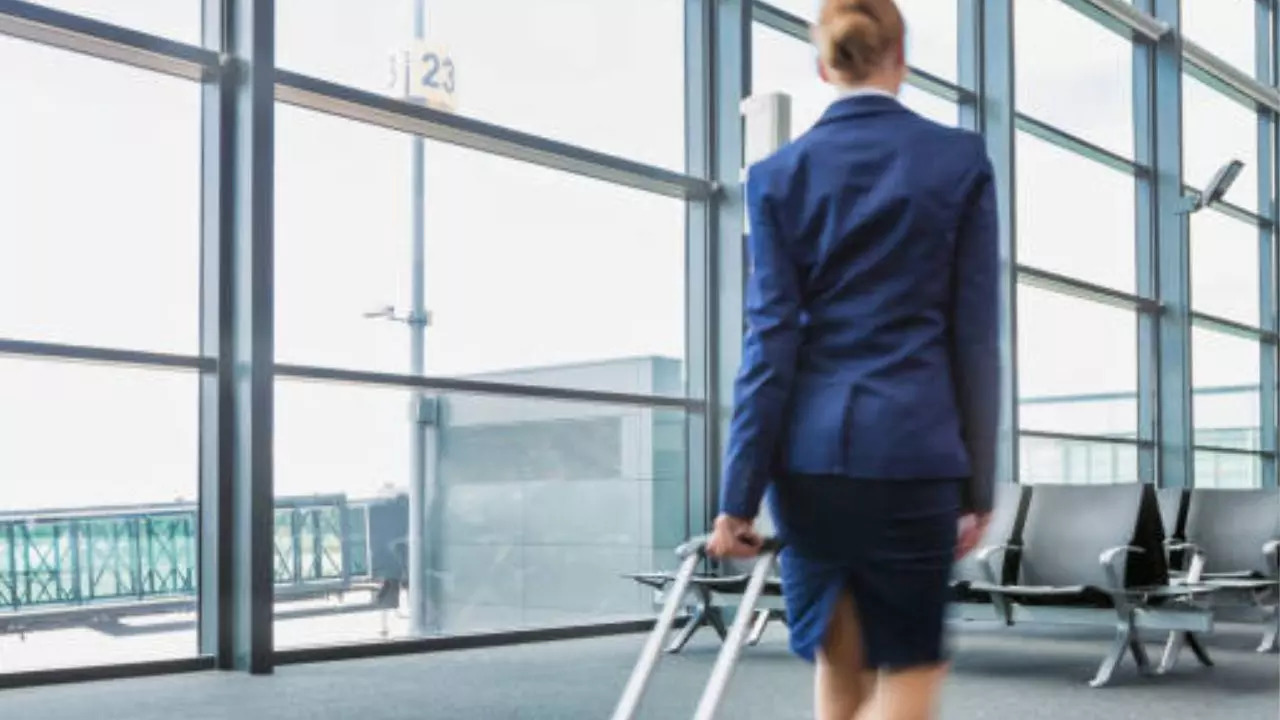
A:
951 146 1001 515
719 168 804 520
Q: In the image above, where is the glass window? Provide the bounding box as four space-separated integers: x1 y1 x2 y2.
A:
1020 436 1139 485
1018 285 1138 438
1190 210 1261 327
1015 0 1133 158
0 357 198 672
1016 132 1136 292
751 23 957 141
1183 74 1260 212
1194 451 1263 489
275 106 687 397
276 0 685 170
23 0 201 45
1182 0 1257 77
1192 327 1261 451
273 379 688 647
0 38 201 354
761 0 958 83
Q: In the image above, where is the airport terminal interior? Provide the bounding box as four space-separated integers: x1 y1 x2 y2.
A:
0 0 1277 717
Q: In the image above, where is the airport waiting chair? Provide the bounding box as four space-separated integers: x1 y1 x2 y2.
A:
965 484 1217 687
1161 488 1280 669
950 482 1029 615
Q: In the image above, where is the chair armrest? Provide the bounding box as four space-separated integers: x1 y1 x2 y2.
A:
1264 540 1280 576
1165 540 1201 554
1099 545 1146 590
975 544 1015 585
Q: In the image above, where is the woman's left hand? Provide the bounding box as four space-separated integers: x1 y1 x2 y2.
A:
706 514 763 558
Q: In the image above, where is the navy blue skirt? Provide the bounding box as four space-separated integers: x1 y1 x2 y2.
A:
766 474 961 670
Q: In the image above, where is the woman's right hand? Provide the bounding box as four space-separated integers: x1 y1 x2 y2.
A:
956 511 992 559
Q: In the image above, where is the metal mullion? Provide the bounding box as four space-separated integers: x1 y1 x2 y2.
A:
273 70 712 202
968 0 1019 489
684 0 714 542
1020 429 1153 448
0 339 212 373
1190 312 1279 343
1135 6 1158 484
274 363 707 412
1067 0 1171 42
1017 265 1159 312
1192 445 1275 459
0 0 217 80
1260 0 1277 487
1150 0 1194 490
1015 113 1147 177
1182 188 1273 227
1183 36 1280 114
200 0 276 675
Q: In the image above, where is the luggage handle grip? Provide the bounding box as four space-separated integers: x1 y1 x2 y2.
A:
676 534 783 559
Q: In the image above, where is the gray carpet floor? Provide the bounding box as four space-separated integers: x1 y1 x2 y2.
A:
0 623 1275 719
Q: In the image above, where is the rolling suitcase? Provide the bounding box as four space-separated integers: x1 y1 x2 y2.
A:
611 535 782 720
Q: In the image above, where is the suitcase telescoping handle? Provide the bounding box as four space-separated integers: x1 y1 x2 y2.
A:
611 535 782 720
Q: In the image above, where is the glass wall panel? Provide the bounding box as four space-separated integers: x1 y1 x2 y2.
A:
1015 0 1134 158
751 23 957 142
0 37 201 354
760 0 958 83
1182 0 1257 77
23 0 201 45
276 0 686 170
275 106 687 398
1190 210 1262 327
0 358 199 673
1016 132 1136 292
1192 327 1262 451
1020 436 1139 485
1017 285 1138 438
1182 74 1260 212
1195 451 1264 489
272 379 688 648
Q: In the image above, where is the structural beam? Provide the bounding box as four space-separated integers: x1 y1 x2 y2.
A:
963 0 1018 487
1150 0 1194 489
1261 0 1277 488
199 0 276 673
0 0 216 80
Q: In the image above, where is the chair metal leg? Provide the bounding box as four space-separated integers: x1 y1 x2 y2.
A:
1128 635 1153 676
706 604 728 641
666 606 706 654
1090 622 1132 688
1186 633 1214 667
746 609 770 646
1159 630 1185 674
1259 607 1279 654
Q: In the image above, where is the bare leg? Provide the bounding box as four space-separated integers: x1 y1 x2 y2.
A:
815 590 876 720
856 663 949 720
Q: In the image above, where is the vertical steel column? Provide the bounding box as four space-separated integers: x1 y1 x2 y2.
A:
1152 0 1194 489
689 0 747 528
684 0 712 537
1135 0 1158 483
964 0 1018 487
1260 0 1278 488
199 0 276 673
406 0 441 636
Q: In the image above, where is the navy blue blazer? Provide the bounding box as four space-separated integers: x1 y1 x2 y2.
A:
720 93 1000 519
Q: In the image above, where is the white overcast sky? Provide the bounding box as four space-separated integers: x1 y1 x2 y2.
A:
0 0 1269 510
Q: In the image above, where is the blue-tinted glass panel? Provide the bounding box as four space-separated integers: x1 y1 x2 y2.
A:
1182 0 1257 77
23 0 201 44
276 0 685 169
1018 285 1137 438
1190 210 1261 327
1015 0 1134 158
273 379 688 647
1183 74 1260 213
1016 131 1136 292
1193 327 1262 452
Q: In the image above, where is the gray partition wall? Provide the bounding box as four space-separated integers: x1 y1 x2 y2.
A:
0 0 1276 689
